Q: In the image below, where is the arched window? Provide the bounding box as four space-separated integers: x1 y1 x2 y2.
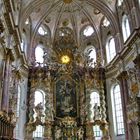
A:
85 46 96 67
118 0 123 6
21 33 27 57
83 25 94 37
21 40 24 52
33 90 45 138
35 45 44 63
106 37 116 63
103 17 110 27
122 15 131 42
111 84 125 135
90 92 102 138
34 90 45 107
38 26 48 36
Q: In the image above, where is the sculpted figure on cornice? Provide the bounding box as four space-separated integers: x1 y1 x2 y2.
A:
127 68 140 100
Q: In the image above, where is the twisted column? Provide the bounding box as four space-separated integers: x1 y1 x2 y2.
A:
100 82 106 121
28 80 36 123
44 74 53 139
99 81 110 140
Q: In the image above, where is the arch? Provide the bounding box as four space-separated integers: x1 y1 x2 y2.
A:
117 0 123 6
35 44 44 64
101 16 110 27
122 14 131 42
21 32 28 57
84 45 97 68
90 91 102 138
83 25 94 37
90 91 100 120
34 89 45 106
37 24 51 37
105 36 116 63
19 0 120 60
81 25 95 37
33 90 46 123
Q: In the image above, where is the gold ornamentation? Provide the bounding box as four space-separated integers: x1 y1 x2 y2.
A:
61 55 70 64
62 19 69 26
63 0 72 4
131 83 139 94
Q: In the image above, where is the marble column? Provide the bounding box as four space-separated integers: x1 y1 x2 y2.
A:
1 48 14 113
117 71 129 140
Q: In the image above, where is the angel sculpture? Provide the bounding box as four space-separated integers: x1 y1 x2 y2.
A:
35 102 44 121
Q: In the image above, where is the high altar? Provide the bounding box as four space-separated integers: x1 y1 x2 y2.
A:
25 27 110 140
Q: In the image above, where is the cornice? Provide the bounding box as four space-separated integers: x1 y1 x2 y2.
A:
20 64 29 78
3 13 13 34
2 0 12 13
124 29 140 48
105 29 140 78
13 27 21 45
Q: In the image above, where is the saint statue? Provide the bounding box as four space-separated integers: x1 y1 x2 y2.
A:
35 102 44 121
93 103 101 121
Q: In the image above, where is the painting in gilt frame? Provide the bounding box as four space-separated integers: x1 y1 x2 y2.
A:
55 79 77 118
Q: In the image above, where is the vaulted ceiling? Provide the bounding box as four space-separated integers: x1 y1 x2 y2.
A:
19 0 118 47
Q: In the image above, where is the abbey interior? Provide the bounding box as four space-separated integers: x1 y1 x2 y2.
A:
1 0 140 140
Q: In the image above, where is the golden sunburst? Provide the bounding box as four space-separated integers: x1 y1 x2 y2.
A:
61 55 70 64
